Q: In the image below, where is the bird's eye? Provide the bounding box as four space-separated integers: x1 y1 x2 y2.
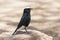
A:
26 10 29 12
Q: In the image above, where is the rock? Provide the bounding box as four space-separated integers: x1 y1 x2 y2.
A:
0 30 53 40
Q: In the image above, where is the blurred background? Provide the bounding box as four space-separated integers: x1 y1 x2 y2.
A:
0 0 60 40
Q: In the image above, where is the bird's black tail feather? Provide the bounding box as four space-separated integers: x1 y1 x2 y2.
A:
12 28 18 35
12 24 22 35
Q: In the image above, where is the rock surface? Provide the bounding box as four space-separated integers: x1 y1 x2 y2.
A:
0 30 52 40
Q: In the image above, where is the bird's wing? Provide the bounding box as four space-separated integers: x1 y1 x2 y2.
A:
18 16 24 25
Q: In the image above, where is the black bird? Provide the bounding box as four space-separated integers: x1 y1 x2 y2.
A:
12 8 32 35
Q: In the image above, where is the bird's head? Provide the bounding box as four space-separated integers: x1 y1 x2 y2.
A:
24 8 32 13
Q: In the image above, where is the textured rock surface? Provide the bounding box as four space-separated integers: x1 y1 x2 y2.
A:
0 30 53 40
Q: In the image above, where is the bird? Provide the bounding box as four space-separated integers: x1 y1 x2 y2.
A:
12 8 32 35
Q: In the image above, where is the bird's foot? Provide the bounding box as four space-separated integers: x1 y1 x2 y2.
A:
24 27 28 33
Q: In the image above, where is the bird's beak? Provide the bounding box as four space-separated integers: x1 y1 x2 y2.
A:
31 8 32 10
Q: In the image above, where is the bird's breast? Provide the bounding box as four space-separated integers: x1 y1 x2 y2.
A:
22 16 31 26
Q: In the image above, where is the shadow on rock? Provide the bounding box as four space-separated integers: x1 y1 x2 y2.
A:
13 30 32 35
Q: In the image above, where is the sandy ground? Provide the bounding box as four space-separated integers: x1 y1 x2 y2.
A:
0 0 60 40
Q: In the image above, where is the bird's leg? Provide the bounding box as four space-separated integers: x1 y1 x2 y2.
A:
24 27 27 33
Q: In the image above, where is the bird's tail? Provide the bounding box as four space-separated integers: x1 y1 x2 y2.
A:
12 28 18 35
12 24 22 35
